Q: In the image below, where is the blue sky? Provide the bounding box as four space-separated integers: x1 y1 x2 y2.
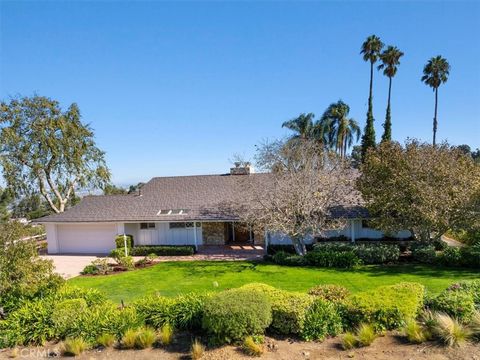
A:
1 1 479 185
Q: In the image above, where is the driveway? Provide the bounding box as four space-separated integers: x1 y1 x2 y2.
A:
41 255 101 279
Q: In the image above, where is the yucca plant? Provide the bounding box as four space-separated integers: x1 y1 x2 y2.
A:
158 323 174 346
135 327 156 349
242 336 263 356
61 337 89 356
122 329 138 349
191 339 205 360
403 319 428 344
357 323 377 347
341 331 358 350
97 333 116 348
434 313 470 347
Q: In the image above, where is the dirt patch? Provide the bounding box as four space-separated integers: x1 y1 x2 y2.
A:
1 333 479 360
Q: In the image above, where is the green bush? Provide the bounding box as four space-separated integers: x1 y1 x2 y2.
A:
347 282 425 331
202 288 272 344
460 244 480 268
433 239 448 251
54 286 106 307
411 245 437 264
448 280 480 305
133 292 211 330
430 289 476 322
240 283 313 335
110 248 129 259
52 299 88 338
306 246 361 268
302 298 343 341
272 251 307 266
307 284 350 302
80 264 99 275
437 247 462 266
266 244 314 255
115 234 134 249
130 245 195 256
354 244 400 264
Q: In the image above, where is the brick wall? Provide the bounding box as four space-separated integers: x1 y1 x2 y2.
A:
202 222 226 245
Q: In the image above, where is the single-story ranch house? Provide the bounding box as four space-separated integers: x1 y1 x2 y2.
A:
39 165 410 254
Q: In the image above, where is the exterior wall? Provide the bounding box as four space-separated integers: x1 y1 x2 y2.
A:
133 222 202 246
46 223 59 254
202 222 226 245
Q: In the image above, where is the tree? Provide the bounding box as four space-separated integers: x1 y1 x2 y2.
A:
0 221 63 313
320 100 361 158
360 35 384 160
0 96 110 213
282 113 319 145
421 56 450 146
11 193 51 220
378 45 404 142
0 187 11 223
103 184 128 195
358 140 480 242
244 140 359 255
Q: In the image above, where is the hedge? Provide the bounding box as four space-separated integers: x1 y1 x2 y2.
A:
202 287 272 344
115 234 134 249
346 282 425 331
302 298 344 341
130 245 195 256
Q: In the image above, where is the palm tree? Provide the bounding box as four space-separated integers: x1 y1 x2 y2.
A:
321 100 361 158
378 45 404 142
282 113 328 147
421 56 450 146
360 35 384 160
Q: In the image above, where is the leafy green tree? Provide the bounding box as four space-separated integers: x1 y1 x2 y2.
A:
0 187 11 223
378 46 404 142
320 100 361 158
282 113 319 144
360 35 384 160
421 56 450 146
0 221 63 313
358 140 480 242
0 96 110 213
103 184 128 195
128 182 145 194
11 193 52 220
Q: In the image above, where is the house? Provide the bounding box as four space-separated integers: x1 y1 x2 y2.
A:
39 165 410 254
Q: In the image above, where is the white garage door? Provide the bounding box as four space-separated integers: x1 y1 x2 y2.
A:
57 224 117 254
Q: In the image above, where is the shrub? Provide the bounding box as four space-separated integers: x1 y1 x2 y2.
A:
306 244 361 268
133 295 175 329
302 298 343 341
191 339 205 360
266 244 314 255
169 292 212 330
202 288 272 344
110 248 129 259
117 255 135 270
308 284 350 302
54 286 106 307
449 280 480 305
115 234 134 249
437 247 462 267
97 333 116 348
239 283 311 335
471 311 480 339
354 244 400 264
433 312 471 347
242 336 263 356
158 323 173 346
347 282 425 331
403 319 428 344
121 329 138 349
52 298 88 338
81 264 99 275
460 244 480 268
357 323 377 347
430 289 476 323
61 337 89 356
433 239 448 251
130 245 195 256
411 245 437 263
419 309 438 334
135 327 156 349
341 331 357 350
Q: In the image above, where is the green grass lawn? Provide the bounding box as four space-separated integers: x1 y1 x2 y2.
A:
68 261 479 303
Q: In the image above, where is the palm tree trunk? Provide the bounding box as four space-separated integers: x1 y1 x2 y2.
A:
369 62 374 104
387 76 392 113
433 87 438 146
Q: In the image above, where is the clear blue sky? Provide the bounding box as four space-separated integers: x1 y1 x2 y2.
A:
1 1 479 185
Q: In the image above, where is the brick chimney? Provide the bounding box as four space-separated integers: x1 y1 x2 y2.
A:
230 162 254 175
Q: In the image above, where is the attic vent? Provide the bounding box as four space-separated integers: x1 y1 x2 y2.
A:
157 209 190 216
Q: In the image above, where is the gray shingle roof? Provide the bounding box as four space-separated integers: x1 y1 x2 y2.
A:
37 173 367 223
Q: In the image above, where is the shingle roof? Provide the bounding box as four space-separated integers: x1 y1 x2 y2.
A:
37 172 367 223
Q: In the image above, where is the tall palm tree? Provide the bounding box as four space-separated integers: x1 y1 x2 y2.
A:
321 100 361 158
421 56 450 146
378 45 404 142
360 35 384 160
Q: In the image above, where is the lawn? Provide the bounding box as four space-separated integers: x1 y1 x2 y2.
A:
68 261 479 303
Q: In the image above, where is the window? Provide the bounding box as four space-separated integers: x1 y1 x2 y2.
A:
140 223 155 230
157 209 190 216
169 222 200 229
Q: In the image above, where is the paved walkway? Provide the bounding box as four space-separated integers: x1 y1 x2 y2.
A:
41 255 100 279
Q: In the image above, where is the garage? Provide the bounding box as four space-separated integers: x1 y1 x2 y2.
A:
56 223 117 254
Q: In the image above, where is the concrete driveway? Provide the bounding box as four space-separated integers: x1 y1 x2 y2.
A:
41 255 101 279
